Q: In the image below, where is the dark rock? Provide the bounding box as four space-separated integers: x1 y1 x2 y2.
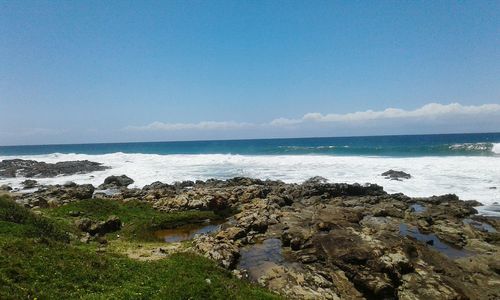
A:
100 175 134 188
381 169 411 180
63 181 77 187
97 237 108 245
88 215 122 236
0 184 12 191
0 159 109 178
303 176 328 185
21 179 38 189
75 218 92 232
68 210 81 217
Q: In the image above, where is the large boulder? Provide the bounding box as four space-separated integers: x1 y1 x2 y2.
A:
193 235 240 269
89 216 122 235
21 179 38 189
76 216 122 236
0 184 12 191
99 175 134 189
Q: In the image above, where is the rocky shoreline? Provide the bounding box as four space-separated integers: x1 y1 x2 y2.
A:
0 159 109 178
2 173 499 299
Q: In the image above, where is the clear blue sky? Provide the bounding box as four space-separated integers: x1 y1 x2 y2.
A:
1 1 499 145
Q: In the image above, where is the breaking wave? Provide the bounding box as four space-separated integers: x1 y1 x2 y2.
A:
1 152 499 208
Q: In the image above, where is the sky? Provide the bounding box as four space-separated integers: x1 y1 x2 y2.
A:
1 1 499 146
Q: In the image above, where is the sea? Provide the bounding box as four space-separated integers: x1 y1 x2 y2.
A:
1 132 499 216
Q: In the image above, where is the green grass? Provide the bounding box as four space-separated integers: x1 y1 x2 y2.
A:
0 195 69 242
43 198 223 241
0 196 280 299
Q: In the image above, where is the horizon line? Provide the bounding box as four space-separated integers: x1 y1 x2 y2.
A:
1 131 499 148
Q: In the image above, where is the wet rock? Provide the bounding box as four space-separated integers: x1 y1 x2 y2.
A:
0 159 108 178
21 179 38 189
99 175 134 188
382 169 411 180
63 181 77 187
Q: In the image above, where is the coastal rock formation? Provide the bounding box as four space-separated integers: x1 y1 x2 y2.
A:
21 179 38 189
76 216 122 236
0 159 109 178
99 175 135 189
13 183 95 208
6 176 500 299
382 170 412 180
0 184 12 191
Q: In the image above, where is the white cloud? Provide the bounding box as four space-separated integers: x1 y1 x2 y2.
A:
268 117 302 127
125 102 500 132
126 121 254 131
272 102 500 125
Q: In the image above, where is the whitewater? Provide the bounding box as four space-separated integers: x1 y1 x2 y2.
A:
1 152 499 215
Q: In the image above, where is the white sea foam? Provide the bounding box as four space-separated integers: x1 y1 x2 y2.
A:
492 143 500 155
1 153 499 213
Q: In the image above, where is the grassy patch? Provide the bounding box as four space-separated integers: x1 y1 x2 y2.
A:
0 195 69 242
43 198 222 241
0 196 280 299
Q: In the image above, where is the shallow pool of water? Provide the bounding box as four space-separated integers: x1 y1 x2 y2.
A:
154 221 222 243
93 188 121 197
238 238 284 281
399 223 472 259
463 218 497 233
409 203 426 213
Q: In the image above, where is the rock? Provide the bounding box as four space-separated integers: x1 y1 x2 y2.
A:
75 218 92 232
76 216 122 236
63 181 77 187
194 235 240 269
99 175 134 188
303 176 328 185
21 179 38 189
0 159 109 178
381 170 411 180
80 233 91 243
68 210 81 217
6 176 500 299
0 184 12 191
88 216 122 236
216 227 246 241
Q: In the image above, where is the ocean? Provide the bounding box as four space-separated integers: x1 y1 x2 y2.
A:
1 133 499 215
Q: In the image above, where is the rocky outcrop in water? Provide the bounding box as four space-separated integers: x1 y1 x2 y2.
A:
98 175 134 189
0 159 109 178
382 170 412 180
21 179 38 189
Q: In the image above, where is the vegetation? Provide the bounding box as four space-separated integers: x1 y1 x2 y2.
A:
43 198 222 241
0 195 280 299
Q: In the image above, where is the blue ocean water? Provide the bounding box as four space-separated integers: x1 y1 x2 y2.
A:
1 132 499 157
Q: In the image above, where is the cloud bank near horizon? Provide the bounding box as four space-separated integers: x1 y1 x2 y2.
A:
126 102 500 131
1 102 499 146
